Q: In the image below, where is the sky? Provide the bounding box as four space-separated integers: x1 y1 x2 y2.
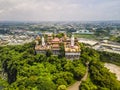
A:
0 0 120 21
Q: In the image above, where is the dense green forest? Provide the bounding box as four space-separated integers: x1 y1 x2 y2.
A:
79 45 120 90
0 42 120 90
0 42 86 90
110 36 120 43
99 51 120 66
80 61 120 90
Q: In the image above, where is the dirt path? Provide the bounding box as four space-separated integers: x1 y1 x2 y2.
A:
67 81 81 90
68 63 120 90
104 63 120 81
68 63 89 90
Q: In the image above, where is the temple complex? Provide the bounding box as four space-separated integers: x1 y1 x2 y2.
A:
35 34 81 60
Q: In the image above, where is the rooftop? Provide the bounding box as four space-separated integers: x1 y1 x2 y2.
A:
52 38 60 42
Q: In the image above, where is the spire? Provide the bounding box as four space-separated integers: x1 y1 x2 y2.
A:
42 36 45 46
71 35 74 47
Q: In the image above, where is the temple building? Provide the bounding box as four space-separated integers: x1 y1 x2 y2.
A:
64 35 81 60
35 35 50 54
35 34 81 60
51 37 61 55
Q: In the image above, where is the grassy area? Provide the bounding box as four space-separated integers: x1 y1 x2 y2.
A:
74 34 96 39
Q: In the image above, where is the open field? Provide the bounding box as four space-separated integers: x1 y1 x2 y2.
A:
74 34 96 39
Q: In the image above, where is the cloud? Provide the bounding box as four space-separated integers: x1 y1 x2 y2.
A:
0 0 120 21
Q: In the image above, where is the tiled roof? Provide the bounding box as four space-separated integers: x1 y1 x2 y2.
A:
35 45 47 50
52 38 60 42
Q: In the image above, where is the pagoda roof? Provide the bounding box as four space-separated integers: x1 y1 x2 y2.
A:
52 38 60 42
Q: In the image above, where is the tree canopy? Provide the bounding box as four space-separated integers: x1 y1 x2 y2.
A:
0 42 86 90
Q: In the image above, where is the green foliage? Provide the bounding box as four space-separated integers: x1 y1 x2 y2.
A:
89 61 120 90
74 34 96 39
59 43 65 58
0 42 86 90
80 46 100 64
80 60 120 90
46 49 53 57
110 36 120 43
56 33 64 38
95 29 109 37
1 42 120 90
73 64 86 80
115 36 120 43
99 51 120 66
80 76 98 90
57 85 67 90
36 78 56 90
79 46 120 90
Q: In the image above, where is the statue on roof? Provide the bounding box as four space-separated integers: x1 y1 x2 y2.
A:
42 36 45 46
71 34 74 47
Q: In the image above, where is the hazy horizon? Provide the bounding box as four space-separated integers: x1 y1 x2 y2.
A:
0 0 120 22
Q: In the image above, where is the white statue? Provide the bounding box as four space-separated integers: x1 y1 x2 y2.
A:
42 36 45 46
71 35 74 47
